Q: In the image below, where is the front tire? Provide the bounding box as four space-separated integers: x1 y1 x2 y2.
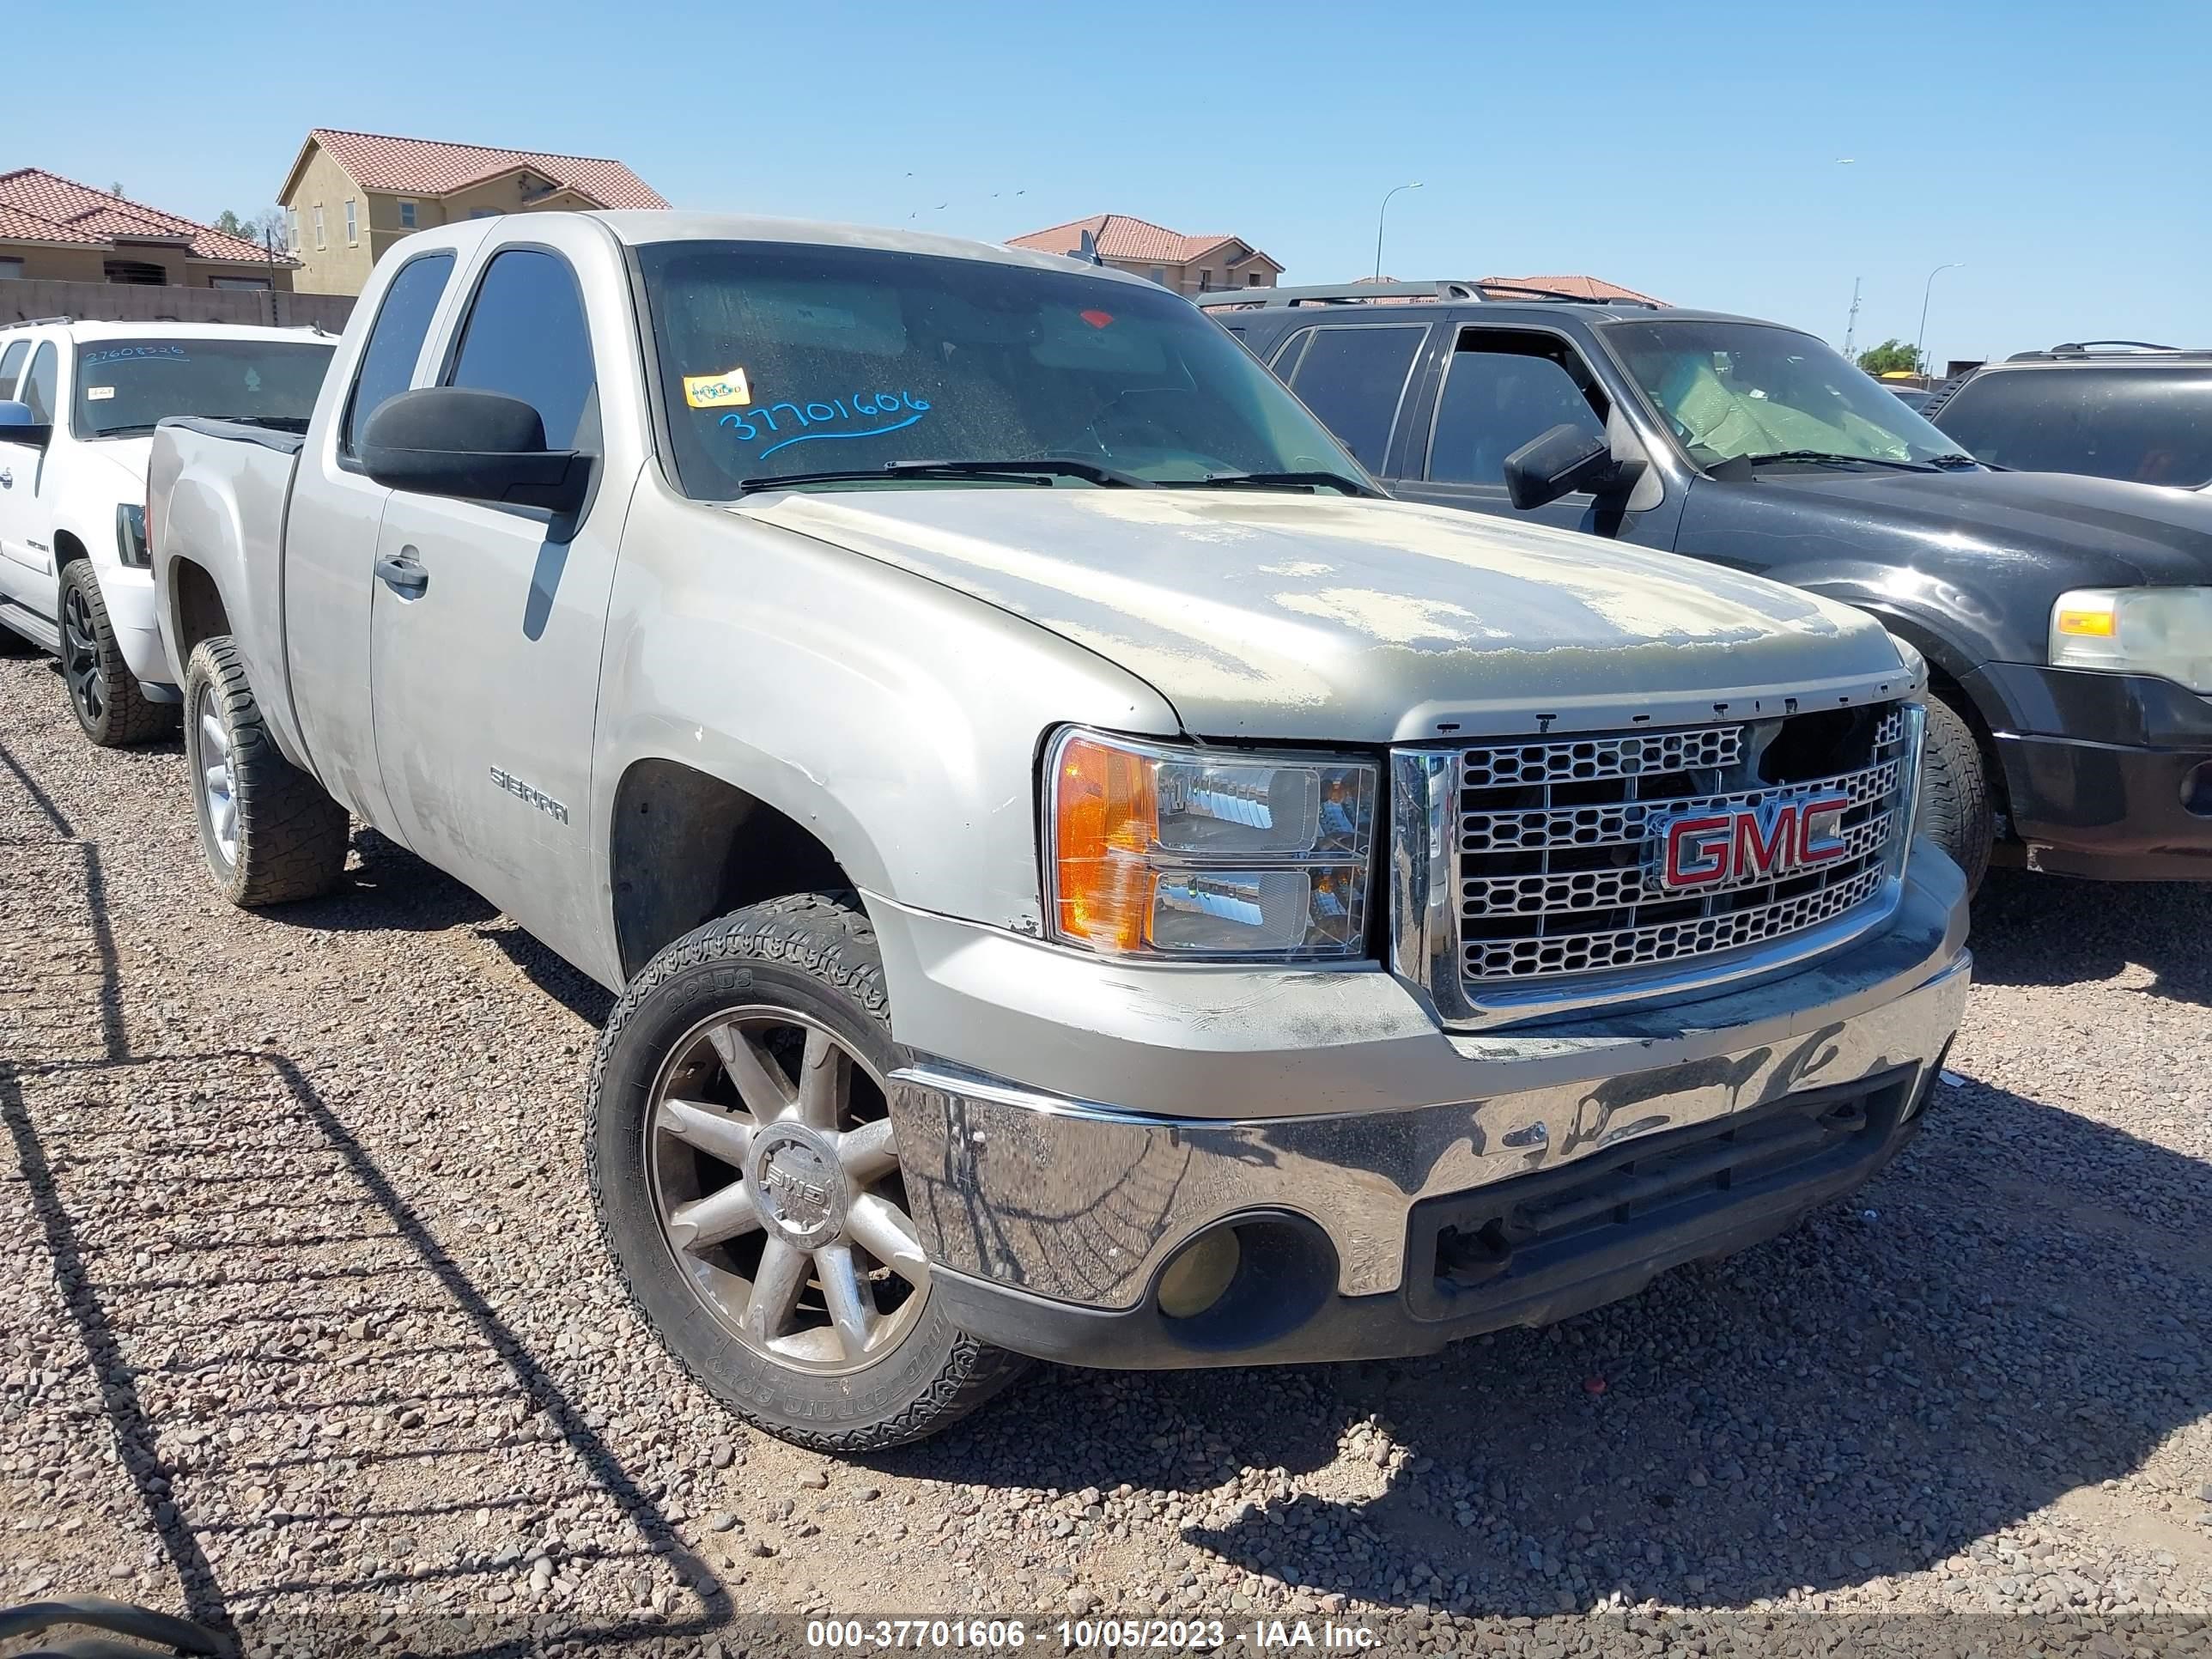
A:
588 893 1027 1452
1918 695 1994 897
59 562 178 747
183 636 350 906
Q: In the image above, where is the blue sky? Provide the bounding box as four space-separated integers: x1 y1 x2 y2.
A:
22 0 2208 364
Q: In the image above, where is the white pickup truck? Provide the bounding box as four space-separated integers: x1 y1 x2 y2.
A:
146 210 1970 1452
0 319 331 744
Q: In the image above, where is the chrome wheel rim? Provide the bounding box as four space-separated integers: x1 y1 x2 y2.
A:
195 687 238 866
645 1006 928 1376
63 585 103 726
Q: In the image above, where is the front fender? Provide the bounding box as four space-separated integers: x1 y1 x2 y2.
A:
588 483 1179 996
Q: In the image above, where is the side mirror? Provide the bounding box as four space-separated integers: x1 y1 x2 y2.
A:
360 387 589 516
1503 422 1639 510
0 399 53 450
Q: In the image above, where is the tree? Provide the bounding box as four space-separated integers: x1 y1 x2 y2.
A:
215 208 287 249
1856 339 1923 376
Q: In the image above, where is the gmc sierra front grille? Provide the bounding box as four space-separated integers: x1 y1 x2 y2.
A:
1455 704 1914 990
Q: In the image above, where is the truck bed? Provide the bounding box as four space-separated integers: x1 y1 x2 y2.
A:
146 415 310 760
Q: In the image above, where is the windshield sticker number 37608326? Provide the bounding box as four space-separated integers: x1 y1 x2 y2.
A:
720 390 931 459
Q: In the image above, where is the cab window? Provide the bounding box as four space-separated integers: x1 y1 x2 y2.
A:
19 343 58 424
343 252 456 457
1426 331 1609 486
444 249 597 451
1273 324 1425 472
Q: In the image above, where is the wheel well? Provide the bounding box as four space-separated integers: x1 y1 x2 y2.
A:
610 760 854 979
54 530 88 572
171 560 232 662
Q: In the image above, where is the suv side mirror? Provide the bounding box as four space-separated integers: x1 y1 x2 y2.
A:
0 399 53 451
1503 422 1648 510
360 387 589 516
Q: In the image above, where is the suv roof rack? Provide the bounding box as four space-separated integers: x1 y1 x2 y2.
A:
2009 339 2188 359
1193 279 1488 310
1194 279 1660 312
0 316 75 331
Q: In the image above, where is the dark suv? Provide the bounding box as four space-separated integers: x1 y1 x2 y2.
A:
1199 282 2212 888
1927 342 2212 493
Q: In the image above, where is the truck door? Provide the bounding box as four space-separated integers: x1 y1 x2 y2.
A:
0 342 61 599
365 231 626 964
1389 325 1684 548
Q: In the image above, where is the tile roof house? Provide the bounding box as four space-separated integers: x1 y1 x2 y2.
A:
0 169 293 289
277 128 670 295
1006 214 1283 297
1479 273 1667 306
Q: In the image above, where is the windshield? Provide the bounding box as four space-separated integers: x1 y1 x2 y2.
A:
70 337 334 440
1606 319 1965 468
636 240 1365 497
1934 364 2212 488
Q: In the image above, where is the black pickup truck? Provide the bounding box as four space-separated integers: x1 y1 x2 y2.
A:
1199 282 2212 890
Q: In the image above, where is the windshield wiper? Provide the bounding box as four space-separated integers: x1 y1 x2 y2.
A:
1741 450 1941 473
735 458 1152 495
1164 469 1383 498
89 422 161 436
1926 452 1983 469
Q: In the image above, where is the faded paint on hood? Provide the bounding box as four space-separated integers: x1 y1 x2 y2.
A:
738 488 1905 741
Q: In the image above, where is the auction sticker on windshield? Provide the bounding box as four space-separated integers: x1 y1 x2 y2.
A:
684 367 752 409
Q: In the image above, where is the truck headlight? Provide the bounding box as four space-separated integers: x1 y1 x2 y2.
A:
116 503 149 568
2051 587 2212 693
1045 728 1377 960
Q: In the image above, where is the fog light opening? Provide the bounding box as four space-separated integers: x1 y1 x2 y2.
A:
1157 1229 1243 1321
2182 761 2212 820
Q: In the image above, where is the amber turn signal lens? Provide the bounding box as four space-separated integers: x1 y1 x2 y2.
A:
2056 608 2117 638
1053 734 1159 952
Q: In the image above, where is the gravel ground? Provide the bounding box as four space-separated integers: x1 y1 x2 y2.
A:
3 649 2209 1657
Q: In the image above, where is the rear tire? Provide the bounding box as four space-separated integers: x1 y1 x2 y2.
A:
1918 695 1994 897
59 562 178 747
183 636 350 906
588 893 1028 1452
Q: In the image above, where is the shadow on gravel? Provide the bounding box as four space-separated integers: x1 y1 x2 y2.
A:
3 724 734 1653
904 1077 2209 1618
1967 869 2212 1007
257 827 501 934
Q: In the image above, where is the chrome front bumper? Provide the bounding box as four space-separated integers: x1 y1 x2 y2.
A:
883 844 1970 1352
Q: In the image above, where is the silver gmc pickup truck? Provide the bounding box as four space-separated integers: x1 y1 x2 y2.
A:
146 211 1971 1452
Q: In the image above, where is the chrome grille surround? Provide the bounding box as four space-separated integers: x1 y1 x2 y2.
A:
1390 702 1924 1030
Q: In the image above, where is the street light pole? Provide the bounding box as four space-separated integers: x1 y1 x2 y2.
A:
1373 183 1422 282
1915 262 1964 378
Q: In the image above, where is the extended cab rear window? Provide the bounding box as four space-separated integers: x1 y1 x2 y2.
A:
1935 364 2212 488
634 239 1359 498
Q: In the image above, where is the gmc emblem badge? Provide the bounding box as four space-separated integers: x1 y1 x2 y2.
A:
1652 794 1851 891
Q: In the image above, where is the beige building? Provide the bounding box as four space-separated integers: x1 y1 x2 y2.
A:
1007 214 1284 296
0 168 292 289
277 129 669 295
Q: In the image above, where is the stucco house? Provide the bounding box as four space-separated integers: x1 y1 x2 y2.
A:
1007 214 1284 296
277 129 669 295
0 169 291 289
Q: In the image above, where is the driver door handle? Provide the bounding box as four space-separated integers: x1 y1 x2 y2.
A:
375 551 428 599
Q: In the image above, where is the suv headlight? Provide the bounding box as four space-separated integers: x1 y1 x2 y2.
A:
1044 728 1377 960
116 503 149 568
2051 587 2212 693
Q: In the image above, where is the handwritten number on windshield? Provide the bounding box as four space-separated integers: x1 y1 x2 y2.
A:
719 390 932 458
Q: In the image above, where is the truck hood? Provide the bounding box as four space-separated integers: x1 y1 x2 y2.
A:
1746 466 2212 587
72 436 155 502
740 489 1905 741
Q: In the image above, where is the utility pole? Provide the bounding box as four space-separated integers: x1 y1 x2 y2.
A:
1842 276 1863 363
